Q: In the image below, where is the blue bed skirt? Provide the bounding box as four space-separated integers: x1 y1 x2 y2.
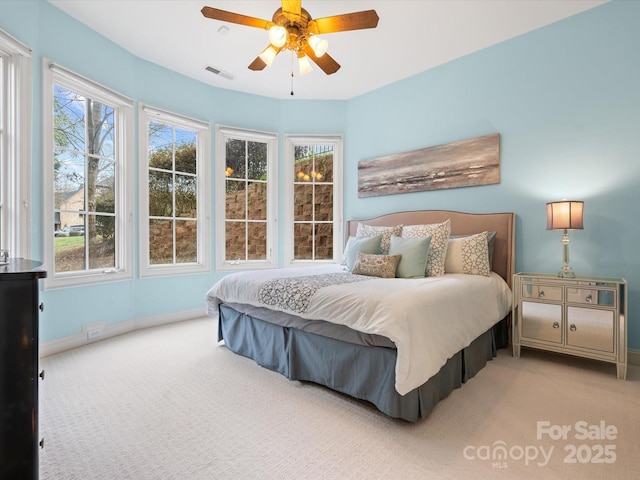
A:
218 303 504 423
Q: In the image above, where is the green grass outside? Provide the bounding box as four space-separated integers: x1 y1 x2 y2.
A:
54 235 84 251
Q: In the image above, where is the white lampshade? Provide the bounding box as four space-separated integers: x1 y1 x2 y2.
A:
308 35 328 57
268 25 287 48
298 54 313 75
258 46 278 67
546 200 584 230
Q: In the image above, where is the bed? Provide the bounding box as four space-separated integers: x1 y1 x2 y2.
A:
206 210 515 422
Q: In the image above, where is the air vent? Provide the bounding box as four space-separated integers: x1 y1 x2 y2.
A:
205 66 235 81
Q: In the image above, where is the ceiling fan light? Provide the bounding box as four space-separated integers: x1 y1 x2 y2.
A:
308 36 328 57
298 54 313 75
258 45 278 67
268 25 287 48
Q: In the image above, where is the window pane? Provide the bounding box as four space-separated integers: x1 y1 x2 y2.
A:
294 223 313 260
226 138 246 178
149 122 173 170
93 160 115 214
89 215 115 269
314 223 333 260
175 128 197 174
95 213 115 250
314 184 333 222
247 141 267 180
225 180 246 220
315 148 333 182
149 170 173 217
54 234 86 272
294 184 312 222
175 173 196 218
90 100 115 159
176 219 197 263
54 85 85 152
54 149 85 209
247 222 266 260
247 182 267 221
226 221 245 262
149 219 172 265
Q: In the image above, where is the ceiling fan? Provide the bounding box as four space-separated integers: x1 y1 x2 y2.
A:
201 1 379 76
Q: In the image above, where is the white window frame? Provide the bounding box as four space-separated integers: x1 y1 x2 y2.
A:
215 125 277 271
42 59 134 289
138 104 210 277
0 30 32 258
283 134 343 267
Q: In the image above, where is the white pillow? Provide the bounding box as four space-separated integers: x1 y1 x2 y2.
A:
401 219 451 277
444 231 491 276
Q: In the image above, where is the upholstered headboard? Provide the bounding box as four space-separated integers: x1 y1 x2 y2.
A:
347 210 515 288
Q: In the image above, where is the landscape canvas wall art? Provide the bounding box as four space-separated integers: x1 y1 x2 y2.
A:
358 133 500 197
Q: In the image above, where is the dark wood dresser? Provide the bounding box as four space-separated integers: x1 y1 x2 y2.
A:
0 259 47 479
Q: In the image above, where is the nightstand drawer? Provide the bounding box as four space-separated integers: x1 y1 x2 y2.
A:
521 284 563 302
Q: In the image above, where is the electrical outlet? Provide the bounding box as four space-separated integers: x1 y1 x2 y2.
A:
82 321 105 341
86 328 102 340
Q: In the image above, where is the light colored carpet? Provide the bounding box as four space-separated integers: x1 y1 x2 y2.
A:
39 317 640 479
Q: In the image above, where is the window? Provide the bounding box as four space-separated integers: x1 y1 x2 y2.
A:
283 135 343 266
215 125 277 270
139 105 210 277
42 60 133 288
0 30 31 258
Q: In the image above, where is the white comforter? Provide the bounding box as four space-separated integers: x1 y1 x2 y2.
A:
206 265 512 395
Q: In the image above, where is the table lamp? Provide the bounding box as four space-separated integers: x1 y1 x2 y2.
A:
546 200 584 278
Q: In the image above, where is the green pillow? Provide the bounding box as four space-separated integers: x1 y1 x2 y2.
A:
389 235 431 278
344 235 382 271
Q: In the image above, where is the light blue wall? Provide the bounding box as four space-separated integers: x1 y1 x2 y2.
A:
346 0 640 348
2 1 639 350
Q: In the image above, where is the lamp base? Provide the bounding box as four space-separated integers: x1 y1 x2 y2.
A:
558 229 576 278
558 266 576 278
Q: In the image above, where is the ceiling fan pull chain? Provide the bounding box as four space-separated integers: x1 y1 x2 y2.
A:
290 50 295 96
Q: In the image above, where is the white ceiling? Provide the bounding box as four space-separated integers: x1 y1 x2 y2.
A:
48 0 607 100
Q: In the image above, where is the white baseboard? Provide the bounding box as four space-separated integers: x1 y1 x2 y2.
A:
39 308 208 358
628 348 640 367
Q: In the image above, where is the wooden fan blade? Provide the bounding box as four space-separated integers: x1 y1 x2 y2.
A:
201 6 271 30
303 44 340 75
281 0 301 17
248 56 268 71
310 10 379 34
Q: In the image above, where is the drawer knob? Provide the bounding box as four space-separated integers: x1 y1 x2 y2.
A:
585 294 593 304
570 324 577 332
538 290 545 299
553 322 560 329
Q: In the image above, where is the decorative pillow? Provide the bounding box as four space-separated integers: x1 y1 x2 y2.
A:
444 231 491 276
449 231 497 268
351 252 401 278
388 235 431 278
401 219 451 277
356 223 403 254
343 235 382 271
